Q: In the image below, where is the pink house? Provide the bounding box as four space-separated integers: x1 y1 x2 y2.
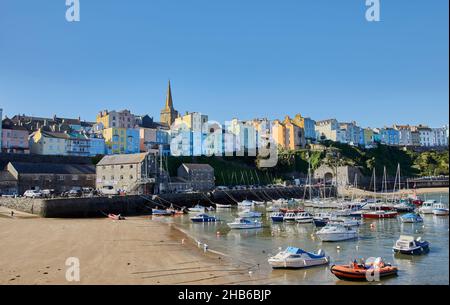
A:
1 121 30 154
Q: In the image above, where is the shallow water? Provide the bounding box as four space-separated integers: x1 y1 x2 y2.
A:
155 192 449 285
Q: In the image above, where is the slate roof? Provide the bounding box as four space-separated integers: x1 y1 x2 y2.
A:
97 153 148 166
9 162 95 175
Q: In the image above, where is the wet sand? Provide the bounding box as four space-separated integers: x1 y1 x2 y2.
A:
0 208 263 285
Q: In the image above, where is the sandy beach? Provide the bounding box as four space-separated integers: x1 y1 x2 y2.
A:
0 207 266 285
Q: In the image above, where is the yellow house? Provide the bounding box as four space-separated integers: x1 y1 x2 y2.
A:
283 116 305 150
271 120 286 149
103 127 127 154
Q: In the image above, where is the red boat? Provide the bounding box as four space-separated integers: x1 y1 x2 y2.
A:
331 258 398 281
108 213 125 220
362 210 397 219
280 208 304 214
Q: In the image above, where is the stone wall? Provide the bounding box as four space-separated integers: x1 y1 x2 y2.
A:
0 186 336 218
0 197 44 215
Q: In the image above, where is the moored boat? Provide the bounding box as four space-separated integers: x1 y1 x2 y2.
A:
268 247 329 269
419 200 436 214
329 217 361 227
188 204 206 214
152 208 174 216
227 217 262 229
295 212 314 223
283 212 297 222
270 212 285 222
432 203 449 216
237 200 254 208
393 235 429 255
400 213 423 223
313 212 332 227
330 257 398 281
316 224 358 242
215 203 232 209
190 213 219 223
362 210 397 219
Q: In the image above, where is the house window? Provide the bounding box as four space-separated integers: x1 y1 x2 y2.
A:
111 175 115 180
130 165 133 169
59 175 64 181
120 165 124 169
102 176 106 180
120 175 124 180
33 175 40 181
130 175 133 180
72 175 79 181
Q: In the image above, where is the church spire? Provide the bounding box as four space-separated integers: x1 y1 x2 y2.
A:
165 80 173 110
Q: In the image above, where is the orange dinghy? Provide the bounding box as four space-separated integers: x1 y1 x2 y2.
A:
331 258 398 281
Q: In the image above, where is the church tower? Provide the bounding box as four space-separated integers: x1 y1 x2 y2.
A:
160 80 178 126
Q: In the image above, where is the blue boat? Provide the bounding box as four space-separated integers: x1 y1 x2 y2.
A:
400 213 423 223
393 235 429 255
152 209 174 216
270 212 285 222
190 214 219 223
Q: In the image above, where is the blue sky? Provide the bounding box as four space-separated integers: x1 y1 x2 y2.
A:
0 0 448 127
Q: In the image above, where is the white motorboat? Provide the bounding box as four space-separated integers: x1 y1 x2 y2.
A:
252 200 265 206
237 200 254 208
238 209 262 218
227 218 262 229
295 212 314 223
188 204 206 214
316 224 358 242
418 200 436 214
283 212 297 222
433 203 449 216
392 235 430 255
268 247 329 269
215 203 232 209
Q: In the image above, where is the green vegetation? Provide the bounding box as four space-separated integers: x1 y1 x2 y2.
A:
92 143 448 186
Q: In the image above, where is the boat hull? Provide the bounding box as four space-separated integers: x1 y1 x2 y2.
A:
393 245 429 255
227 224 262 229
433 209 449 216
362 212 397 219
271 216 284 222
313 219 328 227
330 265 398 281
317 232 358 242
269 257 329 269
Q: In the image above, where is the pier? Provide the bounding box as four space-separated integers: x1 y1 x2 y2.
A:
0 186 336 218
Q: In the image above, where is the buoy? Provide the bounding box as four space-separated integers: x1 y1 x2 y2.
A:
203 244 208 252
336 246 341 250
216 231 220 236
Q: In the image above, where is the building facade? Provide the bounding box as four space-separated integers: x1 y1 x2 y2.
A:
177 163 215 191
96 152 158 194
96 109 136 129
1 120 30 154
6 161 95 195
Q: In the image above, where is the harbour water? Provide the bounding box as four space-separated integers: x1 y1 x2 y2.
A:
155 192 449 285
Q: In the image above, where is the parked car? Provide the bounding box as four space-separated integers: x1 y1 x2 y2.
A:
100 185 119 196
23 190 43 198
68 189 82 197
41 189 56 198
